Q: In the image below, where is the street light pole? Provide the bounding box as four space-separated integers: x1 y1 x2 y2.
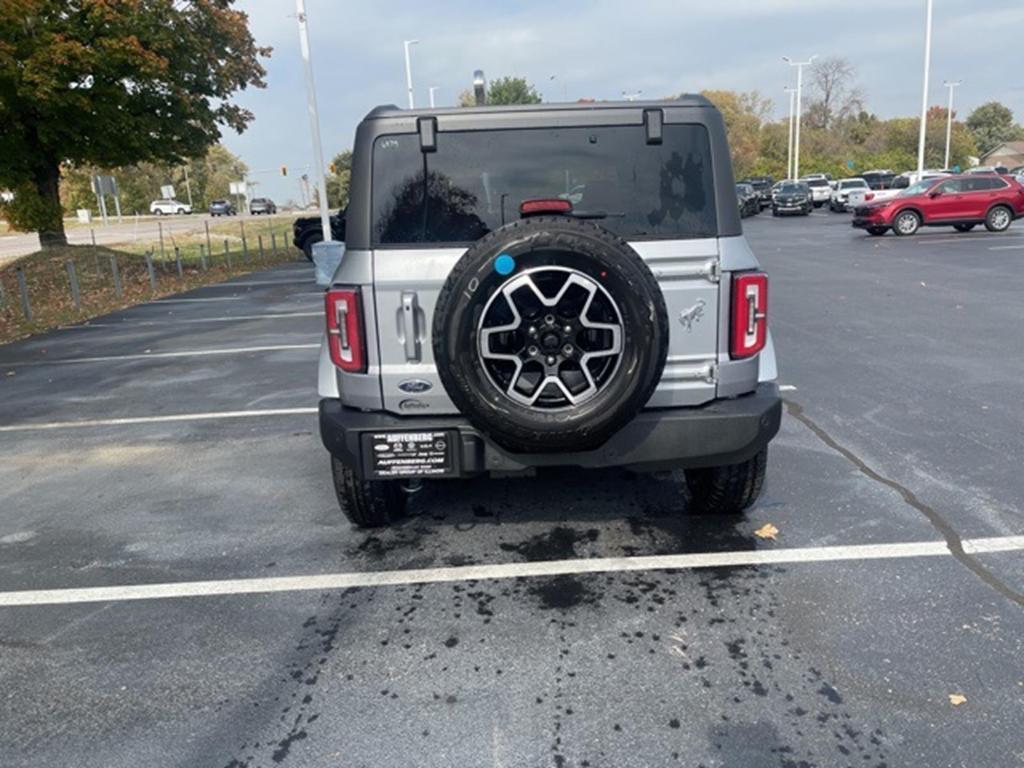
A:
183 166 193 208
783 55 816 180
916 0 934 177
403 39 419 109
428 86 438 108
784 87 797 180
295 0 332 243
943 79 961 170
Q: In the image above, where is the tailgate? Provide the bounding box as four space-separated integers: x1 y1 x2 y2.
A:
373 238 721 416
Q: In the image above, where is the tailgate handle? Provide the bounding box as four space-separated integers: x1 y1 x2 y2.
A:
401 291 421 361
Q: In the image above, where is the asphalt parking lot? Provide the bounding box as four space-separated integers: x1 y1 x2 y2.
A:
2 214 1023 768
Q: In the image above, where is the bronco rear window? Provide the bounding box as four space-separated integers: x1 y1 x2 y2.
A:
371 124 717 245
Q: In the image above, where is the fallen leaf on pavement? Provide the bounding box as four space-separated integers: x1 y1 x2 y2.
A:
948 693 967 706
754 523 779 540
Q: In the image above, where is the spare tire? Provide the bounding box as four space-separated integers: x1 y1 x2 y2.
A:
432 216 668 453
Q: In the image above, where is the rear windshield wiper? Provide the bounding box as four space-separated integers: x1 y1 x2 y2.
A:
568 210 625 220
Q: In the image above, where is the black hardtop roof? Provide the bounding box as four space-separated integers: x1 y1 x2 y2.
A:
361 95 716 122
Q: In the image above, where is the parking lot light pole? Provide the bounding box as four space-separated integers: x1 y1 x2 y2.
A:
943 79 961 170
428 86 438 108
295 0 332 244
916 0 934 177
404 39 419 109
784 87 797 180
783 55 816 180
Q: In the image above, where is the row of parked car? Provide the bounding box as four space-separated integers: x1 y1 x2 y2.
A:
735 166 1024 236
147 197 279 216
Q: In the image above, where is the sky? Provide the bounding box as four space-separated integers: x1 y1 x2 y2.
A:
224 0 1024 204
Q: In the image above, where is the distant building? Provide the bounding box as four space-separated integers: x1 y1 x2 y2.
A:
980 141 1024 169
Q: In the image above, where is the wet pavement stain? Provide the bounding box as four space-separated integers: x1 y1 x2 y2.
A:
499 525 599 561
220 588 365 767
528 574 598 611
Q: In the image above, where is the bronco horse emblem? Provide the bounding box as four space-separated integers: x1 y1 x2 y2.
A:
678 299 706 332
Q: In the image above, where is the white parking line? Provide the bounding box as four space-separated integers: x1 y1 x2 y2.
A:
2 535 1022 607
778 384 797 392
4 344 320 367
0 407 318 433
989 244 1024 251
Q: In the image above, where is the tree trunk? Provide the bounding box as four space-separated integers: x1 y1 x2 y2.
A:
35 160 67 249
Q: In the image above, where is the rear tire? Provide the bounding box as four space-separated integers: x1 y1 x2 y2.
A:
985 205 1012 233
953 223 975 233
331 457 407 527
892 210 920 236
685 449 767 515
301 237 318 261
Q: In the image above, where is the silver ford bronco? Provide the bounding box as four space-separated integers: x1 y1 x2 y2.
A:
318 97 781 526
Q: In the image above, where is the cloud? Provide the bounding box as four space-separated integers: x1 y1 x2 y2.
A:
224 0 1023 204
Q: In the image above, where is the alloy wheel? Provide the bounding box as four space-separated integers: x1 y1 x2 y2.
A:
477 267 624 410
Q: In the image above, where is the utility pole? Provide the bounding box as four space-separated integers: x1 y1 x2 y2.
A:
785 87 797 180
943 79 961 171
404 39 419 109
296 0 332 242
183 166 193 208
783 55 816 180
428 86 438 108
916 0 934 177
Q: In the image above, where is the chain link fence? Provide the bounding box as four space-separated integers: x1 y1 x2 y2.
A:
0 215 306 344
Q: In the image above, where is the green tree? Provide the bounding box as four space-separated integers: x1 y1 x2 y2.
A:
60 145 248 215
699 90 773 179
965 101 1024 155
458 76 542 107
326 150 353 209
862 111 977 171
0 0 270 248
487 76 542 105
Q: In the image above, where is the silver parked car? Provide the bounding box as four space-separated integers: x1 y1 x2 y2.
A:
249 197 277 215
316 98 781 527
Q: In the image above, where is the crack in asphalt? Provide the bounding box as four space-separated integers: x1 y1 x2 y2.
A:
784 398 1024 608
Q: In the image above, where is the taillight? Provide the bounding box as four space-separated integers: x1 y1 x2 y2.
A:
326 288 366 372
731 272 768 359
864 193 875 201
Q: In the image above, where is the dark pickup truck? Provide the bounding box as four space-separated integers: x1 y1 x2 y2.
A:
292 211 346 260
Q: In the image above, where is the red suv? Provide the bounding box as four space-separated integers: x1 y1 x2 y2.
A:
852 174 1024 236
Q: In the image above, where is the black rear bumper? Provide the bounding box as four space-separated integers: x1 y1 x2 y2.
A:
320 384 782 479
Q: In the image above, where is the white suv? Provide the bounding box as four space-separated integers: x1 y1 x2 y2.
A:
149 199 192 215
799 175 832 208
829 178 869 212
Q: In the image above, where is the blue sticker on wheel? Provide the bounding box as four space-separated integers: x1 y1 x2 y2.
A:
494 253 516 275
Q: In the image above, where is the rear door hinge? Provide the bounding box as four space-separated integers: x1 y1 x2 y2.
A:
703 259 721 283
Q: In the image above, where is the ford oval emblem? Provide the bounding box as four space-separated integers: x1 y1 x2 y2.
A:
398 379 433 394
